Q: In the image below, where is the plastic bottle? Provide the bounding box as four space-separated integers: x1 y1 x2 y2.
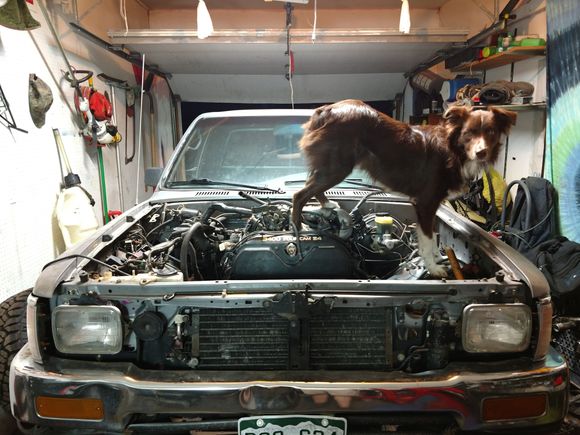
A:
56 175 100 249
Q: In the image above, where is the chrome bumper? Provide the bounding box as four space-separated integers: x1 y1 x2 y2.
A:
11 345 568 433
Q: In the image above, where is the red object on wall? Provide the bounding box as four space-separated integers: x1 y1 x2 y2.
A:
108 210 122 220
289 50 295 74
26 0 33 4
89 91 112 121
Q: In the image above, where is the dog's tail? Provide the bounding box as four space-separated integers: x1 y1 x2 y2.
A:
299 105 331 150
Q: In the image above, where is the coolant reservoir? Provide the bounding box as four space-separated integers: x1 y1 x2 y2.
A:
56 186 100 249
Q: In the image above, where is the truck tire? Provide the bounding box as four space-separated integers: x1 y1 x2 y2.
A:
0 289 30 413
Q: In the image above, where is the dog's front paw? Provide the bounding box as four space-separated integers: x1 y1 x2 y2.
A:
433 251 446 264
321 200 340 209
427 263 448 278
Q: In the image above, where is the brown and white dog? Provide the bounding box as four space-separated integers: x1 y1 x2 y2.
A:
291 99 517 277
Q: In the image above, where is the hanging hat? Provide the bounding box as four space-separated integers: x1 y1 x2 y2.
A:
0 0 40 30
29 74 53 128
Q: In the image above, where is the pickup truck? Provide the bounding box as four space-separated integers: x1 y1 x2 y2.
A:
3 109 568 434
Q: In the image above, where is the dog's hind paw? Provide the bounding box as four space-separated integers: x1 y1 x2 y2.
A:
427 263 448 279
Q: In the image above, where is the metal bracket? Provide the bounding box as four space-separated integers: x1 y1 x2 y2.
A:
269 291 332 321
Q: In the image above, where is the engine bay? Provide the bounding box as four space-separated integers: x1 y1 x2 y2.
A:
89 193 495 282
46 194 529 373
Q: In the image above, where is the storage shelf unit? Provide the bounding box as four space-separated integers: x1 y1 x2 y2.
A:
477 102 547 111
451 46 546 72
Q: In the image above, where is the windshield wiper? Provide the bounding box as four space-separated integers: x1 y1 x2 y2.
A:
284 178 383 191
170 178 284 193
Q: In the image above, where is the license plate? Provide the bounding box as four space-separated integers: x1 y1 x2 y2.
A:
238 415 347 435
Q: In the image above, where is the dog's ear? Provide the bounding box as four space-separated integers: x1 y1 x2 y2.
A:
443 106 470 128
491 107 517 135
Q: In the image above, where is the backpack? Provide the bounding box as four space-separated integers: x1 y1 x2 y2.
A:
500 177 558 254
524 236 580 309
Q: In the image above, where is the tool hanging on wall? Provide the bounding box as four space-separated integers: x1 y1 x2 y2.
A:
69 72 120 224
37 0 118 146
145 73 158 170
0 84 28 133
97 73 133 212
125 88 136 164
132 62 157 193
68 72 121 146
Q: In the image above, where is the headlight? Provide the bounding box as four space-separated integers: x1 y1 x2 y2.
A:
462 304 531 353
52 305 122 354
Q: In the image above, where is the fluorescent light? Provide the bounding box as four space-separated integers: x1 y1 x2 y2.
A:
399 0 411 34
197 0 214 39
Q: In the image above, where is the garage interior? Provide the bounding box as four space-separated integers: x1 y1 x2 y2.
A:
0 0 579 433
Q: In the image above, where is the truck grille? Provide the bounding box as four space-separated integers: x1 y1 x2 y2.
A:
197 307 390 370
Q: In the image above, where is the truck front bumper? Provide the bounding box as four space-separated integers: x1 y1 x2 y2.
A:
11 345 568 433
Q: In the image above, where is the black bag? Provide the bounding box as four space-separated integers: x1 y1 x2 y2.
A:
525 236 580 301
500 177 558 254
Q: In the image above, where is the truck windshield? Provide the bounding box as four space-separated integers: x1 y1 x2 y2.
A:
165 114 371 189
166 115 310 189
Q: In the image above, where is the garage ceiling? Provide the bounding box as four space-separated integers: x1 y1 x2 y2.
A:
108 0 464 77
109 28 468 75
138 0 451 10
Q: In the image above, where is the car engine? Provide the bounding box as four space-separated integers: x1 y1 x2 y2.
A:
99 194 421 282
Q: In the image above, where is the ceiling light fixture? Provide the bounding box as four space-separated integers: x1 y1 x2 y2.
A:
399 0 411 34
197 0 214 39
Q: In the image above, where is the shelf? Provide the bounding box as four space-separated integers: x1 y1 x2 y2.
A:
451 46 546 72
479 102 547 111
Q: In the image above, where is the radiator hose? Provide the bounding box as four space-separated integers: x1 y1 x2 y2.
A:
180 222 213 280
201 203 253 223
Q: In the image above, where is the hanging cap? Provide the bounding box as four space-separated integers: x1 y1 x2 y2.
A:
0 0 40 30
29 74 54 128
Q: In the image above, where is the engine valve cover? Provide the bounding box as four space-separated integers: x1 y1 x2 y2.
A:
225 231 355 279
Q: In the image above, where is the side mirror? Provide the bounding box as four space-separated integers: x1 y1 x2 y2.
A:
144 167 164 188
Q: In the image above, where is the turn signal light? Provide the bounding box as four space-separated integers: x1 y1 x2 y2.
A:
36 396 104 420
482 394 547 421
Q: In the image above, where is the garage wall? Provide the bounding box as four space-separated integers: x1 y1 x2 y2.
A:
0 0 169 301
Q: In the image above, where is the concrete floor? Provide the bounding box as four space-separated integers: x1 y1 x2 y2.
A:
0 408 19 435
